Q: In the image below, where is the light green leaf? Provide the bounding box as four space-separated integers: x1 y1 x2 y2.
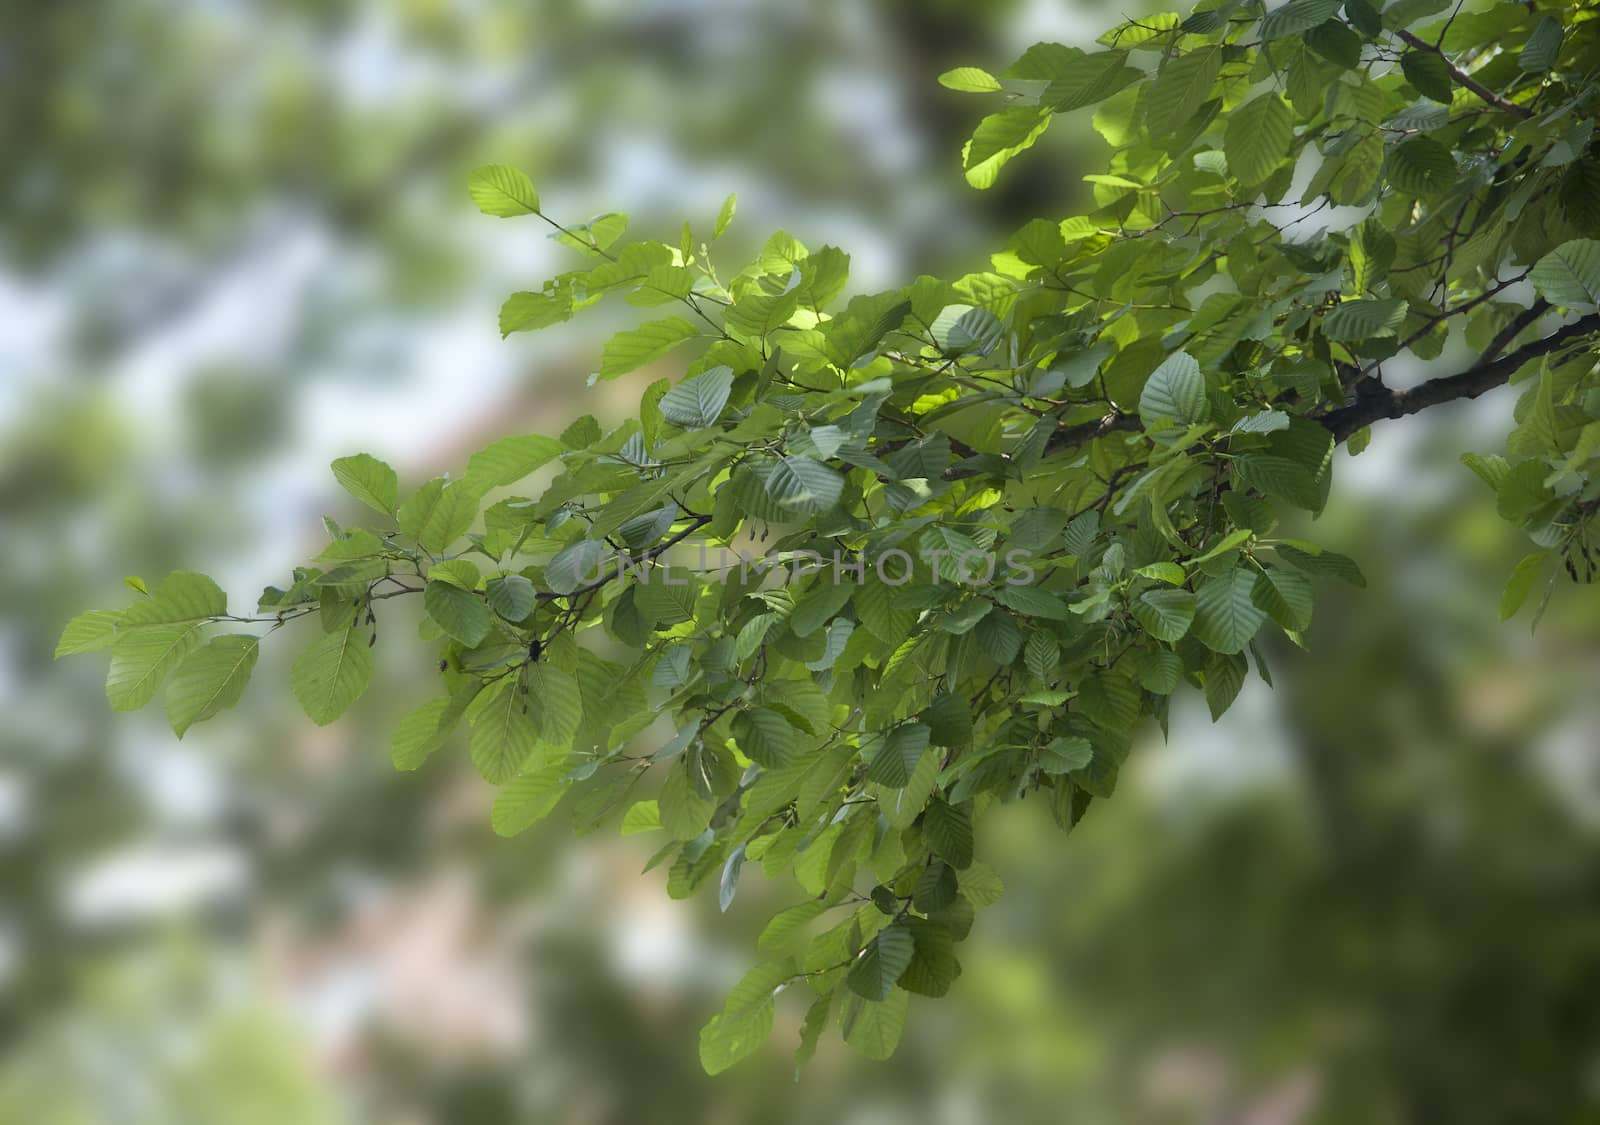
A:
122 571 227 626
398 478 478 553
106 623 203 712
465 434 565 490
491 754 571 836
56 609 123 657
938 66 1002 92
599 317 700 380
699 958 795 1074
290 619 373 725
842 988 909 1060
331 454 399 517
963 107 1052 189
424 580 492 646
1500 550 1549 619
392 697 454 771
164 634 259 737
468 164 539 217
714 193 738 237
467 677 539 783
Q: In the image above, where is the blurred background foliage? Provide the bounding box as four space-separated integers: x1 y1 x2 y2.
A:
2 0 1597 1121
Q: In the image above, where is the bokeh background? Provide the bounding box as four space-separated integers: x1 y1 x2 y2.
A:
5 1 1599 1121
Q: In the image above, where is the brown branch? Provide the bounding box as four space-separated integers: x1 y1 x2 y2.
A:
1322 309 1599 442
1394 30 1533 119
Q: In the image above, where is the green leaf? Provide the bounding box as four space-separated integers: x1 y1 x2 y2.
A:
931 304 1005 356
56 609 123 657
1224 93 1293 186
545 540 605 595
847 925 915 1001
1042 50 1141 112
424 580 492 646
1041 736 1094 774
923 799 974 868
468 164 539 217
1276 542 1367 586
1400 51 1454 102
1143 48 1220 136
467 677 539 783
1387 136 1455 197
897 917 961 998
939 66 1002 93
465 434 565 490
714 192 738 237
733 707 796 767
1250 567 1314 631
1138 350 1209 428
398 478 478 553
1519 15 1563 72
106 623 204 711
499 290 574 336
699 958 795 1075
658 366 734 429
164 634 259 737
391 697 454 771
1193 568 1268 654
660 761 716 840
1500 550 1549 619
764 457 845 514
122 571 227 626
599 317 700 380
964 107 1052 189
486 574 535 623
842 988 909 1060
866 723 932 788
621 800 663 836
1261 0 1340 40
527 663 583 748
1530 240 1600 311
491 754 571 836
1323 298 1407 340
1131 588 1196 642
1330 132 1384 204
290 618 373 725
331 454 399 517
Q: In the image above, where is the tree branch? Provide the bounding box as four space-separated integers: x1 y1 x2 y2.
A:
1393 30 1534 119
1322 309 1600 442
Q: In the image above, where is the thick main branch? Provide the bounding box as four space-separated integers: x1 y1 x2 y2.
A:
1322 311 1600 442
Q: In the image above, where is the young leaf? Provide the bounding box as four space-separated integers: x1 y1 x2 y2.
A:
468 164 540 217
